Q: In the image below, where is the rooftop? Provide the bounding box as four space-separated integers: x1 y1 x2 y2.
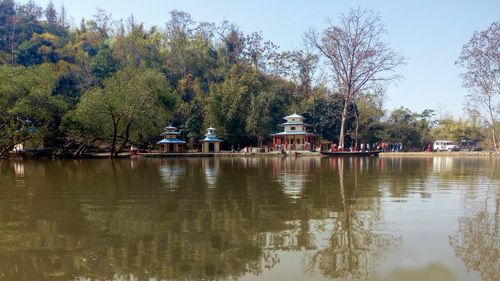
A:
283 113 304 120
157 139 186 144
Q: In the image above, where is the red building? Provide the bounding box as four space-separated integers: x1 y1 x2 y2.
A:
271 114 316 151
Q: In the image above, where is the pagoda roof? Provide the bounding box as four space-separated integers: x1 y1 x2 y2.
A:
161 131 181 135
279 122 311 126
271 132 316 136
202 136 223 142
283 113 304 119
157 139 186 144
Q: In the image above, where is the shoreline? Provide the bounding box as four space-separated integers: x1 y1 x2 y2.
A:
2 151 500 160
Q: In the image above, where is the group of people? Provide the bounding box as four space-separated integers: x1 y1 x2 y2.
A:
329 143 374 152
328 142 403 152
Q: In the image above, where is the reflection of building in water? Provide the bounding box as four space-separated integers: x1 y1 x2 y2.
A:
272 158 319 200
239 157 260 168
13 161 25 177
432 157 454 173
259 221 301 249
276 172 307 200
202 158 220 188
158 161 186 189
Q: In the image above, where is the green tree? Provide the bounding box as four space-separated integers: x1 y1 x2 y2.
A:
0 64 67 157
431 117 481 142
112 23 164 69
350 91 385 146
0 0 16 63
16 32 60 65
383 107 434 150
206 66 263 144
70 67 176 157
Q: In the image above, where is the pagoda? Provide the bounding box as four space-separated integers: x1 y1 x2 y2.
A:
201 127 222 153
157 125 186 153
271 114 316 151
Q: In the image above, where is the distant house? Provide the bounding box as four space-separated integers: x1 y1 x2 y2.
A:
13 138 44 152
201 127 222 153
271 113 316 151
12 127 44 152
157 125 186 153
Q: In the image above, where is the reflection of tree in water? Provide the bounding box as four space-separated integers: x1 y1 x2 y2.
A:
450 187 499 281
0 159 285 281
303 158 399 281
0 157 398 281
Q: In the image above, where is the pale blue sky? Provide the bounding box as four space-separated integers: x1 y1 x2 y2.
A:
22 0 500 117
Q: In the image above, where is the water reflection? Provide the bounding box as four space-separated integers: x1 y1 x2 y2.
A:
303 158 399 281
202 158 219 188
272 157 319 201
158 159 187 189
450 187 499 281
0 157 497 280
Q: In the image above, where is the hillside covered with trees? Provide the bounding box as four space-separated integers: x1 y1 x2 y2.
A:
0 0 496 158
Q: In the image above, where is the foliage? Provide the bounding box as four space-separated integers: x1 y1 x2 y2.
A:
431 118 482 142
0 64 67 157
69 67 176 156
0 0 497 156
457 21 500 150
382 107 434 150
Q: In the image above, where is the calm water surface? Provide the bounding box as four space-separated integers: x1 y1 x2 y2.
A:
0 157 498 281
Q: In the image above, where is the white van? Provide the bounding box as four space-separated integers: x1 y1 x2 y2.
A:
433 140 459 152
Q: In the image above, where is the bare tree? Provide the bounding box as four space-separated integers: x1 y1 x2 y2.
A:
457 21 500 151
307 8 405 149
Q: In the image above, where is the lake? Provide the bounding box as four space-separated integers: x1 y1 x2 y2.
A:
0 156 498 281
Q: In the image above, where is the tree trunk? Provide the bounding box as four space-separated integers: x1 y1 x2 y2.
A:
0 147 11 159
110 122 118 157
10 17 16 65
74 144 87 156
54 140 75 158
487 103 498 151
339 97 349 149
491 125 498 151
354 112 359 148
113 122 131 157
0 137 31 159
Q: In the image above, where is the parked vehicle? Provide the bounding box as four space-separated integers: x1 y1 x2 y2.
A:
433 140 459 152
458 140 482 151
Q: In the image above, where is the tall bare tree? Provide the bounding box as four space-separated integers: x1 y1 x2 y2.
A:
307 8 405 148
457 21 500 151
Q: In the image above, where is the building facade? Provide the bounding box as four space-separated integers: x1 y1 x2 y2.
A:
271 114 316 151
157 126 186 153
201 127 222 153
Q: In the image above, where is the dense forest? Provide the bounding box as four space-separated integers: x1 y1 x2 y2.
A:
0 0 495 158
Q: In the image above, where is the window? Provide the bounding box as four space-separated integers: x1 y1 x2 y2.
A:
291 126 296 130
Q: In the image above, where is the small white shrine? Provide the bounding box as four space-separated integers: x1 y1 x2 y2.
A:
201 127 222 153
